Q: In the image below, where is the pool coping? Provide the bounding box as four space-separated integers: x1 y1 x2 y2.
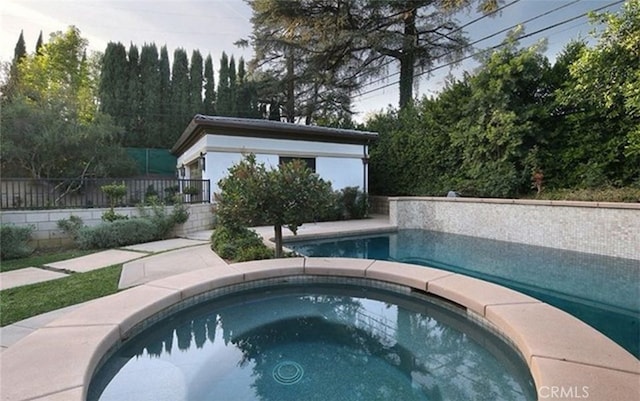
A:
1 256 638 401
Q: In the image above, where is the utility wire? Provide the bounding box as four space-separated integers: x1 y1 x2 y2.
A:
354 0 623 100
356 0 583 93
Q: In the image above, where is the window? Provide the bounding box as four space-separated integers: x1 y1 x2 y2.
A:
279 156 316 172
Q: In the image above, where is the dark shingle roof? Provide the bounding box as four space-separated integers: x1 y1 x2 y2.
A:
171 115 378 155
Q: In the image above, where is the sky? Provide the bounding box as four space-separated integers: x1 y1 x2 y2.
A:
0 0 625 121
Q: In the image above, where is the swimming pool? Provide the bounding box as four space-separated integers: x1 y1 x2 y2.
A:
88 282 536 400
287 229 640 358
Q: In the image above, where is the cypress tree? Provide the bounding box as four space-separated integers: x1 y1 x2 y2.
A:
203 54 216 115
235 57 259 118
228 55 237 116
3 31 27 101
14 30 26 62
35 31 43 55
189 49 203 115
139 43 161 147
98 42 129 141
170 48 190 142
159 46 171 146
127 44 142 146
216 52 232 116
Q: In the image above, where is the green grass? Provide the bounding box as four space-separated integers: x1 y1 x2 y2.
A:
0 249 96 272
0 264 122 326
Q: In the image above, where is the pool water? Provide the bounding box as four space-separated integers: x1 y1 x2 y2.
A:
88 284 536 401
287 229 640 358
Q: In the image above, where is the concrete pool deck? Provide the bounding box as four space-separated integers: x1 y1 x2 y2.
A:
1 255 639 400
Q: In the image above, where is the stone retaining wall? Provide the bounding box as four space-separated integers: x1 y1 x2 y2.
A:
389 197 640 260
0 203 214 249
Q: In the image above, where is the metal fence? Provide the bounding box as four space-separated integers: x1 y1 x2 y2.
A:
0 177 211 210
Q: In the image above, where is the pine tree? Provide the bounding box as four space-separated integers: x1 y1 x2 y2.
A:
139 43 161 147
203 54 216 115
98 42 129 141
170 48 191 142
189 49 203 115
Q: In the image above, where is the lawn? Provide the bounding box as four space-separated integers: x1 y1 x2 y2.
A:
0 264 122 326
0 249 96 272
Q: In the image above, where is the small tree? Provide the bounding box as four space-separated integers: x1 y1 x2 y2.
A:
216 154 333 257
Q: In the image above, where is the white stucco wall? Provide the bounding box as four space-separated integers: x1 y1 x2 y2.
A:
176 134 368 196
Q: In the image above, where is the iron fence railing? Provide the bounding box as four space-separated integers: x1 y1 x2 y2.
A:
0 177 211 210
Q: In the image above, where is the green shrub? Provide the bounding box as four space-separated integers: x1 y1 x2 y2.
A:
77 218 158 249
0 224 34 260
316 186 369 221
340 186 369 219
101 182 127 208
211 225 271 262
137 196 190 239
101 209 129 222
235 245 274 262
57 215 85 240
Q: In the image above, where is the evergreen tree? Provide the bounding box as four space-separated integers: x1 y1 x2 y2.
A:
246 0 500 111
139 43 161 147
189 49 204 115
236 57 259 118
14 30 26 62
229 55 237 116
170 48 191 141
216 52 232 116
35 31 43 55
203 54 216 115
98 42 129 142
127 44 142 146
159 46 171 146
2 31 27 101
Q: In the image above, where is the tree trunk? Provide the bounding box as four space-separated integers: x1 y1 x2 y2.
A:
399 8 417 109
286 49 295 122
274 224 283 258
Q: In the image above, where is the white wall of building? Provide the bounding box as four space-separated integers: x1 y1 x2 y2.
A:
176 134 369 197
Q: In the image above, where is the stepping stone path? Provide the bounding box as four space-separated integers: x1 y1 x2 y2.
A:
0 268 68 291
44 249 145 273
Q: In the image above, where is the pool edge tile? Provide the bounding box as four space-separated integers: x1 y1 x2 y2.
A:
531 356 640 401
365 260 453 291
303 257 376 277
427 274 541 316
232 257 305 281
485 302 640 374
0 325 120 401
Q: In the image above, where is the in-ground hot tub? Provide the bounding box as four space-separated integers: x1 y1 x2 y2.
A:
1 257 638 401
88 279 536 400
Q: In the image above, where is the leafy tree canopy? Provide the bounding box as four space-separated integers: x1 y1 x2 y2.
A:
216 154 333 257
0 26 136 180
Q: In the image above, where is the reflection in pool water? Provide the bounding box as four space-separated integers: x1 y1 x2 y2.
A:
287 229 640 357
89 284 536 401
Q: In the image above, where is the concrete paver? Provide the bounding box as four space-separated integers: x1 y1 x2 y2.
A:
122 238 208 253
0 268 68 291
45 249 145 273
0 303 86 351
118 245 228 289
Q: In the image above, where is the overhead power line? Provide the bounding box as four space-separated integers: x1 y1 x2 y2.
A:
356 0 584 94
354 0 624 101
